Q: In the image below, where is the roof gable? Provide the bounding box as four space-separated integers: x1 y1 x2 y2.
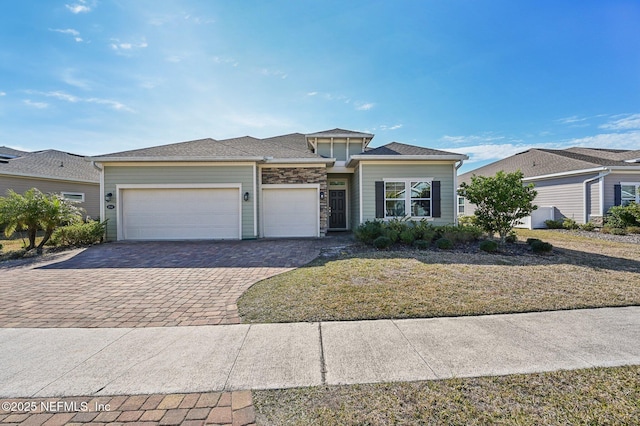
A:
361 142 462 157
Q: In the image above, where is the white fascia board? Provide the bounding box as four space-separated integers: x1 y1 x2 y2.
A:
522 167 609 181
262 158 335 165
347 154 468 168
0 171 98 184
89 156 265 162
306 132 374 138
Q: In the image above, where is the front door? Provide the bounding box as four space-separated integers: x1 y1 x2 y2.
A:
329 190 347 229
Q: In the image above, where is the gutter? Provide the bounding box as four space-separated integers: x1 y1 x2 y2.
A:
92 161 105 223
454 159 464 226
347 154 468 168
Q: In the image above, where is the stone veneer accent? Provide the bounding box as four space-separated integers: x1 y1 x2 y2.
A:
262 167 328 236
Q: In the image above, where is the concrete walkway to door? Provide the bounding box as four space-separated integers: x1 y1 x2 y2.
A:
1 306 638 398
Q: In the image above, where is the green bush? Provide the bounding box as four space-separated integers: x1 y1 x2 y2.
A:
505 231 517 243
609 227 627 235
51 220 107 247
373 236 393 249
544 219 564 229
479 240 499 253
562 217 579 230
606 202 640 229
627 226 640 234
526 238 542 245
413 221 436 242
580 222 596 231
435 238 453 250
530 240 553 253
437 225 483 245
413 240 430 250
354 220 384 244
399 229 416 245
457 215 476 226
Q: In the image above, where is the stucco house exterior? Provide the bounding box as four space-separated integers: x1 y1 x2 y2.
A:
0 146 100 218
90 129 468 241
458 147 640 226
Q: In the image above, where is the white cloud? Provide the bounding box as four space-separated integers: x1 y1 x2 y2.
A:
379 124 403 131
562 130 640 150
65 0 92 14
355 102 375 111
599 113 640 131
441 133 506 145
260 68 288 79
110 39 148 54
447 143 531 163
306 92 318 96
23 100 49 109
27 90 133 112
0 92 6 96
49 28 83 42
557 115 588 125
61 69 92 90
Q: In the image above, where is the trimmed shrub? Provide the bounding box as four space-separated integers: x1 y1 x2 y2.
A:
51 220 107 247
526 238 542 245
399 229 416 245
609 227 627 235
580 222 596 231
627 226 640 234
562 217 579 230
505 231 517 243
435 238 453 250
438 225 483 245
479 240 499 253
530 240 553 253
354 220 384 244
544 219 564 229
606 202 640 229
457 215 476 226
414 221 436 242
413 240 430 250
373 236 393 249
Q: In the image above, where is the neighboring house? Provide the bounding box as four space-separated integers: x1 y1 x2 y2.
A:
458 147 640 227
0 147 100 218
90 129 468 241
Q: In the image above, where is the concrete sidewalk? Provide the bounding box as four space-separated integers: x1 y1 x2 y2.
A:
1 306 638 398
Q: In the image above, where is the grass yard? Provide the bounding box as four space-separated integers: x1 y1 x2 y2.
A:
238 230 640 323
253 365 640 425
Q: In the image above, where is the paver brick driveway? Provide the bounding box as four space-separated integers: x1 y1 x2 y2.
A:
0 237 351 328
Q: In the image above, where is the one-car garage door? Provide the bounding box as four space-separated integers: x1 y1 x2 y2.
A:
121 188 240 240
262 187 318 237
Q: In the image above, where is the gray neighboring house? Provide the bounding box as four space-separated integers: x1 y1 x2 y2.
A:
458 147 640 226
0 147 100 218
90 129 468 241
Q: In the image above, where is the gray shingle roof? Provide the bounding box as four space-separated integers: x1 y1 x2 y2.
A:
459 147 640 184
0 150 99 182
361 142 463 157
0 146 28 158
306 128 374 138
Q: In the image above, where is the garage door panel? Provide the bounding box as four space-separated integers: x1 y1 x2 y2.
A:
121 188 240 240
263 188 318 238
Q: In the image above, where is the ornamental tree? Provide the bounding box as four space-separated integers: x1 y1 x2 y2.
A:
0 188 83 252
458 170 537 244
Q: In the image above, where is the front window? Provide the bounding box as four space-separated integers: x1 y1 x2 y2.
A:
385 180 431 218
621 183 639 205
61 192 85 202
458 196 465 214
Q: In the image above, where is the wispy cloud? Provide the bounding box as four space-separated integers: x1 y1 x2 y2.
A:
65 0 92 14
378 124 403 131
23 99 49 109
306 91 318 96
562 130 640 150
355 102 375 111
260 68 288 79
0 92 6 96
441 133 506 145
49 28 83 42
110 38 148 55
599 113 640 131
27 90 133 112
61 69 92 90
447 143 531 163
557 115 588 125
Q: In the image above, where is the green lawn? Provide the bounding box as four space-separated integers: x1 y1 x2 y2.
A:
238 230 640 323
253 366 640 425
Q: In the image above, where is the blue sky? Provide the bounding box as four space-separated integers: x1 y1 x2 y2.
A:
1 0 639 173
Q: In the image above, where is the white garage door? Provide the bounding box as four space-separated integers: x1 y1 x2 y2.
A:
121 188 240 240
262 187 318 237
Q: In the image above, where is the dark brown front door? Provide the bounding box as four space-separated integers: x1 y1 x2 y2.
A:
329 190 346 229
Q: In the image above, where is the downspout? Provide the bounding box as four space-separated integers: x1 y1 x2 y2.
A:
91 161 105 223
583 169 610 224
454 160 464 226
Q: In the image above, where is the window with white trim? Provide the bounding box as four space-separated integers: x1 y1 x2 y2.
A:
384 179 431 218
458 196 465 214
62 192 85 202
621 183 640 205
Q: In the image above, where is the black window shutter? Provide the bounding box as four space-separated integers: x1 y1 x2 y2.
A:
614 184 622 206
375 181 384 218
432 181 441 217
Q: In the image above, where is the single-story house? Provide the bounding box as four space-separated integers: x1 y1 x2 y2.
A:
90 129 468 241
0 147 100 218
458 147 640 226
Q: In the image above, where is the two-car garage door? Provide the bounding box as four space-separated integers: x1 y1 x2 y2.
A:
120 188 240 240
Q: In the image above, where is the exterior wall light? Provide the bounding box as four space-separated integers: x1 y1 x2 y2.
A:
105 192 113 202
320 191 325 200
243 191 250 201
